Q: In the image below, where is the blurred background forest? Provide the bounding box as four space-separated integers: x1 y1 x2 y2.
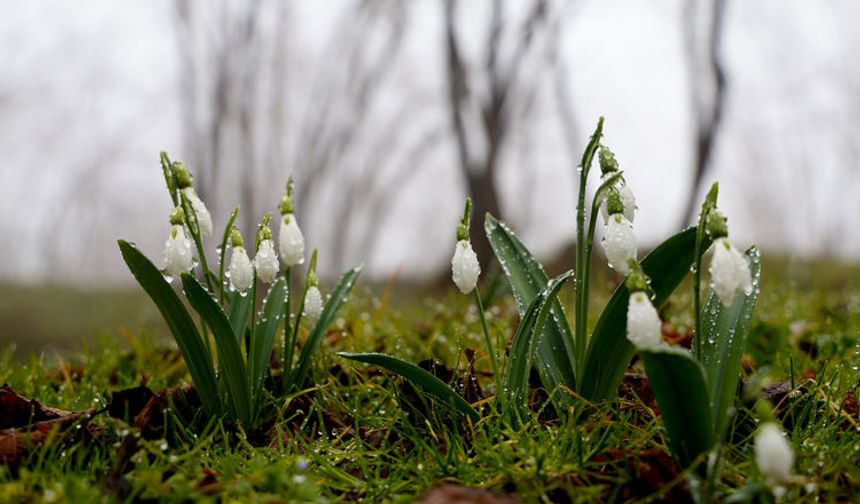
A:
1 0 859 354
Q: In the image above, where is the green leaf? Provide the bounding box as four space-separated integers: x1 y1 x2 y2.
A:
641 346 715 468
504 270 574 416
250 278 286 409
484 214 578 403
581 227 706 401
181 274 252 426
227 289 253 343
287 265 362 392
117 240 220 414
700 246 761 438
338 352 481 423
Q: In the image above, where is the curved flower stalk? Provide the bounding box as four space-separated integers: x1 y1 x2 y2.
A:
601 191 637 275
755 422 794 484
164 207 194 278
228 229 254 293
598 147 636 223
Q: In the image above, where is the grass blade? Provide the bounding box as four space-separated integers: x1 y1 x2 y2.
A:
287 265 362 392
484 214 578 402
250 278 286 409
581 227 707 401
338 352 481 423
118 240 220 414
641 346 715 468
181 274 252 426
700 246 761 438
504 270 574 415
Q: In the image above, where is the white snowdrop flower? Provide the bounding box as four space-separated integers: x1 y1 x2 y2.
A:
279 214 305 266
254 239 279 284
163 225 194 278
626 291 662 349
599 176 636 224
709 237 752 306
304 285 323 325
451 239 480 294
755 423 794 484
182 187 213 237
229 246 254 293
602 214 637 275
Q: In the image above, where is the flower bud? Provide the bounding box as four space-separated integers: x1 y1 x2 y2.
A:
451 239 480 294
626 291 662 349
708 237 752 306
755 423 794 484
229 245 254 293
279 214 305 266
182 187 213 237
254 239 279 284
601 214 637 275
304 285 323 325
163 224 194 278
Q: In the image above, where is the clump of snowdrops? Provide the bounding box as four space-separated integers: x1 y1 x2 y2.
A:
341 118 794 501
119 153 360 429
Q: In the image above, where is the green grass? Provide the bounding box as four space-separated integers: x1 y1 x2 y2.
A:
0 256 859 502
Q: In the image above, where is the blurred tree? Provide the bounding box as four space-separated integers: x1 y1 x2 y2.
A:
680 0 728 226
442 0 550 266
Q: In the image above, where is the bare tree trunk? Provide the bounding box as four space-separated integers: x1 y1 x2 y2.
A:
680 0 728 226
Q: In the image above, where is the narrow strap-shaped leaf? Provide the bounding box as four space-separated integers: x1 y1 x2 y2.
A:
181 274 252 426
118 240 220 414
227 290 253 343
505 271 574 415
700 246 761 438
641 346 715 468
287 266 362 391
250 278 286 406
338 352 481 423
581 227 708 401
484 214 578 403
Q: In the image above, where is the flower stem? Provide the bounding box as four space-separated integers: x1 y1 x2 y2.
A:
218 207 240 305
282 266 293 388
473 288 500 397
574 117 604 376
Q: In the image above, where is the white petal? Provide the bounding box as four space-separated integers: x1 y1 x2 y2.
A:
599 175 637 224
304 286 323 325
626 292 662 349
755 423 794 484
601 214 637 275
709 237 752 306
451 240 480 294
183 188 213 237
278 215 305 266
254 239 279 284
229 246 254 292
163 225 194 277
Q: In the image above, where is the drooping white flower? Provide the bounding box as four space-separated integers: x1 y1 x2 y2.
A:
304 285 323 325
279 214 305 266
182 187 213 237
626 291 662 349
755 423 794 484
708 237 752 306
451 239 480 294
163 225 194 278
602 214 637 275
254 239 279 284
600 175 636 224
229 246 254 293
